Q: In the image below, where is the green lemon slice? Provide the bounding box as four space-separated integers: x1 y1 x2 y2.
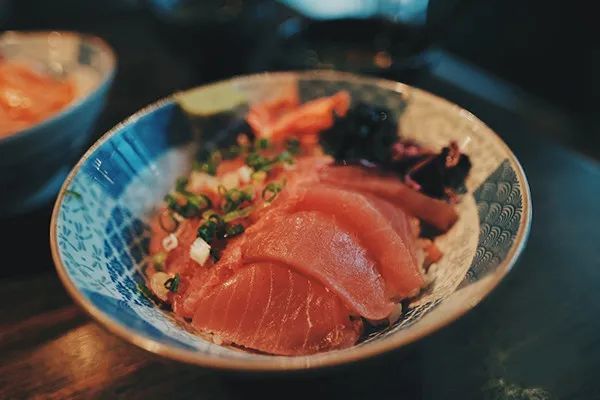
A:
175 81 246 116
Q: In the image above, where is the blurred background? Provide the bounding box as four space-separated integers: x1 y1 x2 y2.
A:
1 0 597 157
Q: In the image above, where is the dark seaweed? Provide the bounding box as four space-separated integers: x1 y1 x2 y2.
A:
320 103 472 200
320 102 398 164
406 142 472 198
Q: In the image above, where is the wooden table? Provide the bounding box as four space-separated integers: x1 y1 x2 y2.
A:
1 12 599 400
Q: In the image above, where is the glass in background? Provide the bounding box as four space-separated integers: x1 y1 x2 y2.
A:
269 0 467 81
143 0 470 82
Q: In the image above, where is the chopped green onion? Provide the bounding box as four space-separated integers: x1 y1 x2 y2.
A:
193 150 222 175
256 138 270 150
223 206 254 222
210 247 221 261
276 150 294 165
225 223 245 237
152 252 167 271
262 181 284 202
197 213 226 243
187 193 211 209
251 170 267 183
175 176 189 192
286 137 300 155
159 210 179 233
165 192 212 218
194 160 217 176
220 187 253 213
164 273 180 293
245 152 273 172
197 222 216 243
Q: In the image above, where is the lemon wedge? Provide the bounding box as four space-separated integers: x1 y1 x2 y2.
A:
175 81 246 116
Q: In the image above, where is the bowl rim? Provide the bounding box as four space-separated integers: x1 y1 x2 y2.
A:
50 70 532 372
0 30 117 144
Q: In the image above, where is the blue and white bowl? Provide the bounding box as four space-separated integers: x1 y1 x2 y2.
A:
0 31 115 215
51 71 531 371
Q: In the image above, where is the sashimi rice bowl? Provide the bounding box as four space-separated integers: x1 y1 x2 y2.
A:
51 71 530 370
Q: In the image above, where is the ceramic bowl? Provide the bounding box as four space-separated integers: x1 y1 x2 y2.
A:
0 31 115 216
51 71 531 371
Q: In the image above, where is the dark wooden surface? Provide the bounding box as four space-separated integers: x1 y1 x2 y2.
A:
1 7 599 400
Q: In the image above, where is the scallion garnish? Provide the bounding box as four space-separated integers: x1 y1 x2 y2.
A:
220 187 253 213
159 209 180 233
256 138 270 150
223 206 254 222
197 213 226 243
152 252 167 271
286 137 300 155
210 247 221 261
262 181 284 202
175 176 189 192
164 273 180 293
165 192 212 218
245 152 273 172
276 150 294 165
225 224 245 237
193 150 222 176
194 160 217 176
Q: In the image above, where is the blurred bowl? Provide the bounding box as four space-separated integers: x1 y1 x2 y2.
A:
0 31 116 216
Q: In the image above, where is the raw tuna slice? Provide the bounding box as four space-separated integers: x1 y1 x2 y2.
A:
292 185 424 300
363 194 423 270
175 236 244 318
242 210 394 320
192 262 362 355
319 165 458 232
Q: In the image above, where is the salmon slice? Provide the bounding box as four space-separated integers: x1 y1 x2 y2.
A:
247 91 350 141
291 185 424 300
319 165 458 232
192 262 362 355
363 194 423 269
176 236 244 318
242 210 394 320
246 88 300 136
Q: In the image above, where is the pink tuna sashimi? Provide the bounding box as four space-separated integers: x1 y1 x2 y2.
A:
192 262 362 355
291 185 424 300
319 165 458 232
242 210 394 320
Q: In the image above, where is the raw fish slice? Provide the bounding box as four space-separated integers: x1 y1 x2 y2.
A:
319 165 458 232
292 185 424 299
250 155 333 222
192 262 362 355
176 237 243 318
247 91 350 141
242 210 394 320
362 194 422 270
